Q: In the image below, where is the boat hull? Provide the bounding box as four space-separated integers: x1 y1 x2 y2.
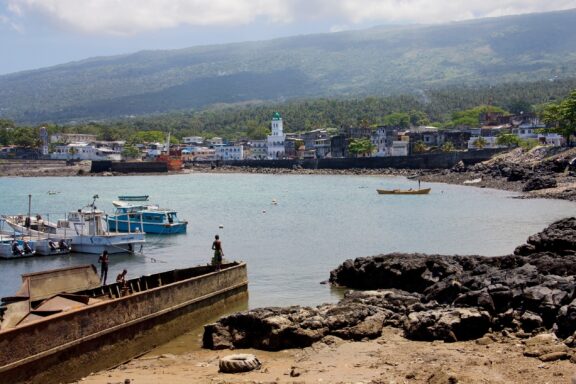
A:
107 219 187 234
377 188 431 195
70 233 146 254
0 262 248 384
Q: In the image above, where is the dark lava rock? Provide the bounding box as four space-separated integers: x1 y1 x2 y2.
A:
522 176 558 192
204 218 576 351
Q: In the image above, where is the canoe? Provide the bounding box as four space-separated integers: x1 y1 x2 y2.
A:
377 188 431 195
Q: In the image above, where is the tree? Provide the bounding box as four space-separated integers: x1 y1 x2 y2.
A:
348 138 375 157
122 145 141 159
473 136 487 149
382 112 410 129
496 133 520 148
440 141 455 152
541 89 576 146
412 140 428 153
12 128 39 148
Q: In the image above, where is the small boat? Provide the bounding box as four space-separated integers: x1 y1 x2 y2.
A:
376 188 431 195
118 195 149 201
0 237 36 259
107 199 188 234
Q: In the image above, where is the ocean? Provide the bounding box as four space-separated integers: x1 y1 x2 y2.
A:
0 173 574 308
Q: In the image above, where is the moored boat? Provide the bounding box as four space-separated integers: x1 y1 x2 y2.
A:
0 262 248 383
376 188 431 195
107 198 188 234
0 237 36 259
3 196 145 254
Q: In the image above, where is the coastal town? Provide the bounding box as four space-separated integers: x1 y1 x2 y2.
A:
2 4 576 384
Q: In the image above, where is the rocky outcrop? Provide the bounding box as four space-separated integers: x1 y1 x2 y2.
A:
204 218 576 351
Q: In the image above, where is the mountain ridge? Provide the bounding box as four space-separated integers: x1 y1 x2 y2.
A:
2 8 576 124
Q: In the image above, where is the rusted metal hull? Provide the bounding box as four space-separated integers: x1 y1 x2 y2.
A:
0 262 248 384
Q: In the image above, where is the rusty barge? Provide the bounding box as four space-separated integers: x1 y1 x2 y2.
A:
0 262 248 383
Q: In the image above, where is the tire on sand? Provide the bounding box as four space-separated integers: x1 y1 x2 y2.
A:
219 354 261 373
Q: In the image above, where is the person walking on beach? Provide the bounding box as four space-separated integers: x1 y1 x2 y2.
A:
211 235 224 271
98 250 109 285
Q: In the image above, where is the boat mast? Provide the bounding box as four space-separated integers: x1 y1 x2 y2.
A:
27 194 31 238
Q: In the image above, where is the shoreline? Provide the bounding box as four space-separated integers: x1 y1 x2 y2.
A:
4 151 576 383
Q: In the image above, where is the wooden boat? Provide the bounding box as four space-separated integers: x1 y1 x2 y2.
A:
376 188 431 195
118 195 149 201
0 262 248 383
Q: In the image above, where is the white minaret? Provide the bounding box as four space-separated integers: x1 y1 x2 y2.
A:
267 112 285 159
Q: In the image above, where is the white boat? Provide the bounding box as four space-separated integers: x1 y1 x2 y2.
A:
3 196 145 255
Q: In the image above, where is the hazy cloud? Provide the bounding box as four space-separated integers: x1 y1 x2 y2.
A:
5 0 576 35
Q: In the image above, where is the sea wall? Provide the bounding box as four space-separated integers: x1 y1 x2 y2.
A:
91 160 168 173
0 263 248 384
210 149 504 170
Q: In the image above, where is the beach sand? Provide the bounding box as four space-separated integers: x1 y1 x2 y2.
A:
77 327 575 384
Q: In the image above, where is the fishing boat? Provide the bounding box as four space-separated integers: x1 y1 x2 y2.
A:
0 262 248 383
376 188 431 195
107 199 188 234
3 196 145 254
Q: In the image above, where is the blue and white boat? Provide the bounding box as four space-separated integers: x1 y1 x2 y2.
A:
107 199 188 234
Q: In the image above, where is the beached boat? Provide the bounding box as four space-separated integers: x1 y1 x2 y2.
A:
0 261 248 383
376 188 431 195
3 196 145 254
107 199 188 234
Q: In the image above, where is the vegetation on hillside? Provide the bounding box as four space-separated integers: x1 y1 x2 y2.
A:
1 84 575 147
1 9 576 124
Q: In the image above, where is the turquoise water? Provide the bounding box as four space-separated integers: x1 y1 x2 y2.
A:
0 173 574 308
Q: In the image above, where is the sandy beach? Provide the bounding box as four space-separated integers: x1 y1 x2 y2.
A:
77 327 575 384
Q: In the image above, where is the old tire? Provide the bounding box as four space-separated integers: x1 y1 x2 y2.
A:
219 354 261 373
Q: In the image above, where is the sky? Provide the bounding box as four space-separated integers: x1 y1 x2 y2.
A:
0 0 575 75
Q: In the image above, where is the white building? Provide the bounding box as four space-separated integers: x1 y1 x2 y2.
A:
182 136 204 145
390 141 409 156
267 112 285 159
249 140 267 159
50 133 97 144
51 143 121 161
208 137 224 146
215 145 244 160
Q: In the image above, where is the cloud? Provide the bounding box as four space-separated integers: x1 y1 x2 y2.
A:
5 0 576 35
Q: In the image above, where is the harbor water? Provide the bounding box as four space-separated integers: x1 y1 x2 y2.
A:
0 173 574 309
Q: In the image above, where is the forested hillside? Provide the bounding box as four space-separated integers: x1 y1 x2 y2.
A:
38 78 573 142
1 9 576 124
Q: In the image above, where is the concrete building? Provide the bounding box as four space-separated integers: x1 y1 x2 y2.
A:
182 136 204 145
249 140 267 159
215 145 244 160
51 143 121 161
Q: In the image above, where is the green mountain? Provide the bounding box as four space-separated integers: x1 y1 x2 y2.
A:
2 9 576 124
